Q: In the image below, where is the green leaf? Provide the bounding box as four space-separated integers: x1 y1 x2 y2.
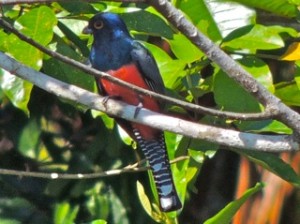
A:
237 120 292 134
0 6 57 114
109 189 129 224
275 81 300 106
17 6 57 46
54 202 79 224
121 11 173 39
240 57 274 92
168 33 204 62
222 25 296 52
89 220 108 224
43 40 95 92
143 42 187 88
204 182 264 224
0 71 32 115
18 118 41 158
0 197 49 223
177 0 222 41
213 68 261 112
236 149 300 187
57 20 90 57
58 1 98 14
227 0 298 18
7 5 57 70
136 181 153 218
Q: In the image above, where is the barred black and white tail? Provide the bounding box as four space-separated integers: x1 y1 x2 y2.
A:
133 130 182 212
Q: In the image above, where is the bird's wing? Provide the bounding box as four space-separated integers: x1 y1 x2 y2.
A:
130 41 165 95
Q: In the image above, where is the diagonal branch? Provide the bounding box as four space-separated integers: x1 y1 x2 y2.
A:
0 17 273 121
0 51 298 152
147 0 300 137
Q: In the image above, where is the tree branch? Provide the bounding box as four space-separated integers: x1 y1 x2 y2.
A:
147 0 300 137
0 17 273 121
0 156 189 179
0 51 298 152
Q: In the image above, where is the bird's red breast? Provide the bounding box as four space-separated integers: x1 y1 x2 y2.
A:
99 63 161 140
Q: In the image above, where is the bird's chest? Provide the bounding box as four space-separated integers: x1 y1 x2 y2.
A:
99 64 160 112
91 42 131 71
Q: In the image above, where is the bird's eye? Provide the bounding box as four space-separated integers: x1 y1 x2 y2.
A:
94 20 104 30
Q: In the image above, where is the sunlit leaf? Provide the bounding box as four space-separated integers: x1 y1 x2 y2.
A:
137 181 153 218
54 202 79 224
168 33 204 62
239 57 274 93
227 0 298 17
0 71 32 115
0 6 57 114
222 25 296 52
177 0 222 41
143 42 187 88
237 119 292 134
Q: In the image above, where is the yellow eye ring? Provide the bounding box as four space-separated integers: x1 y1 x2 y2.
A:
94 20 104 30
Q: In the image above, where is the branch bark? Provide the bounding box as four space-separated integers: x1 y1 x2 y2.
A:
0 51 298 152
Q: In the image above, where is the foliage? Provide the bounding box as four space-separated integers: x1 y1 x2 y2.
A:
0 0 300 223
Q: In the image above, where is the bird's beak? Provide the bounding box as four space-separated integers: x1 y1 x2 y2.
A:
82 26 92 34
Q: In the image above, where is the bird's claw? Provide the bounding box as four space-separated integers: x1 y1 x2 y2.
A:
134 102 143 118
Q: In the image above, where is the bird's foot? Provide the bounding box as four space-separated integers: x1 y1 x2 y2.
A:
134 102 143 118
102 95 121 105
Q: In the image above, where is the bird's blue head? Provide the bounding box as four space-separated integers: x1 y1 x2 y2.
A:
83 12 133 71
83 12 130 39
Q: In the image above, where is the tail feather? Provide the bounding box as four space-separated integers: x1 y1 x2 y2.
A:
133 130 182 212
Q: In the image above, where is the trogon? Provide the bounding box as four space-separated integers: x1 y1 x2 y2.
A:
83 12 182 212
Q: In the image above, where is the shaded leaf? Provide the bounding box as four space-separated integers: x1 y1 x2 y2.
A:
204 182 264 224
18 118 41 158
213 68 261 112
275 81 300 106
109 189 129 224
121 11 173 39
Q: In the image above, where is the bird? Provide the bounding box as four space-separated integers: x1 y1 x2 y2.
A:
83 12 182 212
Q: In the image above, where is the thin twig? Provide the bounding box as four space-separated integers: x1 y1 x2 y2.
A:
0 17 273 121
0 156 189 179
